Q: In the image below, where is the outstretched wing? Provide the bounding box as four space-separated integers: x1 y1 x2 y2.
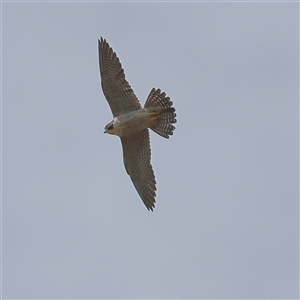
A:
121 129 156 211
98 38 141 117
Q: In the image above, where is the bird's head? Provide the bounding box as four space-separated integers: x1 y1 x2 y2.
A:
104 118 121 136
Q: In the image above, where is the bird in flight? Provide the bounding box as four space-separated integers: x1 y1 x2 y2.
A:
98 37 177 211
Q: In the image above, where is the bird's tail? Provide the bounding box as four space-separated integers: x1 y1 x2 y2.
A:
144 88 177 139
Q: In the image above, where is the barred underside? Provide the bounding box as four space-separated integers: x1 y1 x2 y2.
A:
121 130 156 211
144 88 177 138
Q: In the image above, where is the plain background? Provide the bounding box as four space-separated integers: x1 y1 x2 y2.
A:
2 2 299 299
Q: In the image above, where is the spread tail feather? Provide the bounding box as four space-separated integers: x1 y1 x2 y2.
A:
144 88 177 138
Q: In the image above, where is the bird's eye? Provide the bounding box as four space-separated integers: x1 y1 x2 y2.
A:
106 124 114 130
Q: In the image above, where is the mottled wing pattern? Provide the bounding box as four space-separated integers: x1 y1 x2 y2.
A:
98 38 141 117
121 129 156 211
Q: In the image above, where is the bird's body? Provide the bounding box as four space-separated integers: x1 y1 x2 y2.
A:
105 108 157 137
98 37 177 211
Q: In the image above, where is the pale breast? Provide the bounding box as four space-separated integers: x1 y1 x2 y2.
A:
117 108 154 137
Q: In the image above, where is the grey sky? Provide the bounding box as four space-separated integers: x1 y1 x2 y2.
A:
2 2 299 299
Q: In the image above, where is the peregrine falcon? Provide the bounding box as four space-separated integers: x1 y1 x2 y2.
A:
98 37 177 211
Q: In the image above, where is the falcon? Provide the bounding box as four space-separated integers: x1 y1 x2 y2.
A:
98 37 177 211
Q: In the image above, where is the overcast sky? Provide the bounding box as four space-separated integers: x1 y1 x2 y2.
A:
2 2 299 299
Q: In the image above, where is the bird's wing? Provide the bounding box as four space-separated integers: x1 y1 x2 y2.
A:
121 129 156 211
98 38 141 117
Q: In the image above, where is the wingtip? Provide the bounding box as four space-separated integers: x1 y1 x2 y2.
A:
98 37 107 53
146 199 156 212
98 37 105 44
147 205 154 212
